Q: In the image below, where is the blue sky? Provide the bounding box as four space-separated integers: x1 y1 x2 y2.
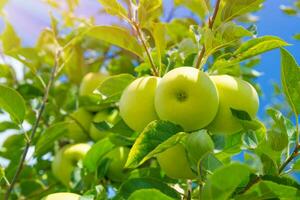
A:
1 0 300 118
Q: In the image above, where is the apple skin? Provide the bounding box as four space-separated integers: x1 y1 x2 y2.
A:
119 76 160 132
67 108 93 142
157 144 196 179
208 75 259 135
104 146 130 182
52 143 91 187
89 109 118 141
155 67 219 131
43 192 81 200
79 72 108 96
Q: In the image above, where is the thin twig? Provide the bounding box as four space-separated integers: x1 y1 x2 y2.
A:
132 22 159 76
4 50 61 200
195 0 221 69
238 175 261 195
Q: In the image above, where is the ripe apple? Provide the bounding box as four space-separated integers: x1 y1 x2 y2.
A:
155 67 219 131
104 146 130 182
89 109 118 141
208 75 259 135
67 108 93 142
79 72 108 96
52 143 91 186
119 76 160 132
157 144 196 179
43 192 81 200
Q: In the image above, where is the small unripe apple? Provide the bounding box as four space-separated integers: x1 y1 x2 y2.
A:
52 143 90 187
43 192 81 200
104 146 130 182
89 109 118 141
185 131 214 163
79 72 108 96
267 130 288 151
208 75 259 135
67 108 93 142
157 144 196 179
119 76 160 132
155 67 219 131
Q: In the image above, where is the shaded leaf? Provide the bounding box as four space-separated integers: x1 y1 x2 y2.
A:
35 122 69 156
117 178 180 199
128 189 173 200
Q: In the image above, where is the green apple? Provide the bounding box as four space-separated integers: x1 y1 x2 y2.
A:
43 192 81 200
79 72 108 96
119 76 160 132
208 75 259 135
185 131 214 164
157 144 196 179
155 67 219 131
104 146 130 181
67 108 93 142
89 109 118 141
52 143 90 186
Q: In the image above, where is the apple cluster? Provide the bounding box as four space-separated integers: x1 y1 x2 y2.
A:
119 66 259 179
51 72 130 188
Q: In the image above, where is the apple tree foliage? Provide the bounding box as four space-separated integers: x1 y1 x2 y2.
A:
0 0 300 199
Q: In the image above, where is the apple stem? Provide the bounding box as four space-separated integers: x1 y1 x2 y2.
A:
4 50 61 200
195 0 221 69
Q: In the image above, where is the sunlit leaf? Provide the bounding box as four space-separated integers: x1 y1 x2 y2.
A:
138 0 162 27
125 120 183 168
128 189 174 200
98 0 128 19
87 26 144 58
0 85 26 124
1 21 21 53
280 48 300 115
175 0 209 19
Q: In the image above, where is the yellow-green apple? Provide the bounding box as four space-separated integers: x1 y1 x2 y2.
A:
79 72 108 96
67 108 93 142
155 67 219 131
157 144 196 179
52 143 90 186
119 76 160 132
104 146 130 181
89 109 118 141
208 75 259 135
43 192 81 200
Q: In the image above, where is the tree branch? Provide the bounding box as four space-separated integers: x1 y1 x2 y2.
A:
195 0 221 69
4 50 61 200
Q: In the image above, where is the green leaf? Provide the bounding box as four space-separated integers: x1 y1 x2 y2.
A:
97 74 135 103
175 0 209 19
125 120 183 168
201 163 251 200
280 5 298 16
233 36 289 61
0 85 26 124
1 21 21 53
83 138 115 172
292 159 300 171
98 0 127 19
280 48 300 115
236 180 300 199
117 178 180 199
0 166 4 180
0 121 19 132
152 23 167 71
128 189 174 200
221 0 264 22
138 0 162 27
87 26 144 58
293 34 300 40
35 122 69 156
